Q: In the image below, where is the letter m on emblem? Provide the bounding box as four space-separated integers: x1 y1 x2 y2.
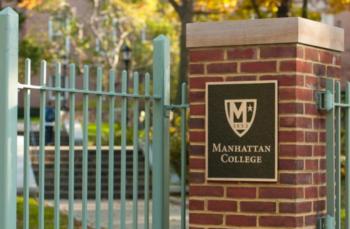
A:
224 99 257 137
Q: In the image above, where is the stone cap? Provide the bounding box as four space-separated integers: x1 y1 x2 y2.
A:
186 17 344 51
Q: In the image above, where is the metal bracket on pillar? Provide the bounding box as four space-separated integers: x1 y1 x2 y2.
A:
316 90 334 111
317 215 335 229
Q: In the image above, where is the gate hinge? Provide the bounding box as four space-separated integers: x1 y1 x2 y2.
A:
316 90 334 111
317 215 334 229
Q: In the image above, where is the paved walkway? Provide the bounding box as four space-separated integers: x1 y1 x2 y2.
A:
49 198 188 229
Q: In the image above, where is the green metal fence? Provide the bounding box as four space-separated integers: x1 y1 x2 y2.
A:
317 78 350 229
0 7 188 229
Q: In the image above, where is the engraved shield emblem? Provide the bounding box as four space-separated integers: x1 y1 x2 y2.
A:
224 99 257 137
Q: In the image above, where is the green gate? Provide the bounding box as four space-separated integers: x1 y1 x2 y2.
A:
317 78 350 229
0 7 188 229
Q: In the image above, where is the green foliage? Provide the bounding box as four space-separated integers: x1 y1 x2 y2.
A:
19 37 53 82
16 197 81 229
170 115 186 176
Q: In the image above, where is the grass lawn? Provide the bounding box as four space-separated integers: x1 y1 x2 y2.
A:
17 197 83 229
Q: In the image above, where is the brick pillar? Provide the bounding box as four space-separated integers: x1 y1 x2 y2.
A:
187 18 344 228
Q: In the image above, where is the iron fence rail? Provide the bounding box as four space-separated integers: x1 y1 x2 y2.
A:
0 7 188 229
318 79 350 229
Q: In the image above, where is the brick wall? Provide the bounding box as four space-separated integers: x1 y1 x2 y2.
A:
188 44 341 228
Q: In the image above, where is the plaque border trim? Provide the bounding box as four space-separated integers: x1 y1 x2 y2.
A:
205 80 278 182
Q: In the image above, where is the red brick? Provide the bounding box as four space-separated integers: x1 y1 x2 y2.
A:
313 145 325 156
190 104 205 116
207 63 237 74
227 48 257 60
189 199 204 210
319 186 327 197
296 88 314 101
190 213 223 225
189 77 223 89
305 159 319 170
208 200 237 212
335 55 341 65
305 186 318 198
279 144 312 157
305 75 318 86
259 216 303 227
279 159 304 170
260 74 304 86
280 173 312 185
190 186 224 197
241 61 276 73
279 202 312 213
279 87 296 100
190 145 205 156
225 75 257 81
279 116 313 128
327 66 341 77
305 48 319 61
190 49 224 62
313 200 325 211
313 118 325 129
190 158 205 170
319 51 333 64
319 132 326 142
280 60 312 73
305 103 319 115
319 158 326 170
189 64 205 74
189 131 205 142
189 91 205 103
226 187 256 198
189 118 204 129
259 187 304 199
305 214 317 226
240 201 276 213
313 172 326 184
279 102 304 114
260 46 302 58
190 172 205 183
279 131 304 142
226 215 256 227
313 63 326 77
305 131 318 142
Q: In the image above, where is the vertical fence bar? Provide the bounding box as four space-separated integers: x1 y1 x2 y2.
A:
326 79 335 224
132 72 140 229
346 82 350 229
82 65 89 229
152 35 170 229
144 73 150 229
108 70 116 229
0 8 18 229
54 62 62 229
180 83 187 229
68 64 76 229
335 81 341 229
38 60 47 229
120 70 128 229
95 67 103 229
23 59 31 229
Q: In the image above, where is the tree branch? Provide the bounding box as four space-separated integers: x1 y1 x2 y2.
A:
168 0 182 15
250 0 262 18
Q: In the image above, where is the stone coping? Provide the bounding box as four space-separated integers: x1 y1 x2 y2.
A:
186 17 344 51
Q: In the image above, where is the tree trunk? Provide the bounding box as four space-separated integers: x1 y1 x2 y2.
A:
277 0 291 17
176 0 193 103
302 0 308 18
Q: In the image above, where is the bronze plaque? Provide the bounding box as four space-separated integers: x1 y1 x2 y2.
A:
206 81 278 181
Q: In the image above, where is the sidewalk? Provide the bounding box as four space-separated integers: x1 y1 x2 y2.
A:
51 198 187 229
